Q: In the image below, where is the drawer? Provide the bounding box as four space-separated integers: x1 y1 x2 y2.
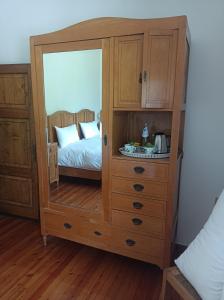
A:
44 211 82 238
112 210 165 238
112 158 168 181
44 211 111 247
111 193 166 218
112 177 167 199
79 222 111 246
111 228 164 259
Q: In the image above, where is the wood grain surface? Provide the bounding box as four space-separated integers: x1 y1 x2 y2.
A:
50 177 101 212
0 214 162 300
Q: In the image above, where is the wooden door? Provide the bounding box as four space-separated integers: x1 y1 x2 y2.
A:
142 30 177 109
0 64 39 218
114 35 143 108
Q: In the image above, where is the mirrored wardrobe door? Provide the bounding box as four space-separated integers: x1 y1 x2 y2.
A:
35 38 110 220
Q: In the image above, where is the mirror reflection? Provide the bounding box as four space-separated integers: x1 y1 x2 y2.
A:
43 49 102 212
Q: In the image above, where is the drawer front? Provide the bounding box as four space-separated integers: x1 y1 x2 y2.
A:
112 158 168 181
112 177 167 199
44 212 82 238
112 210 165 238
79 222 111 245
111 228 164 258
111 192 166 218
44 212 111 247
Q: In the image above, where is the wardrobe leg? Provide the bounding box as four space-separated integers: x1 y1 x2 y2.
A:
43 235 47 247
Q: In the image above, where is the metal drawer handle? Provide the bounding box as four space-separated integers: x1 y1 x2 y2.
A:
126 239 136 246
134 166 145 174
64 223 72 229
132 218 143 225
133 202 143 209
94 231 102 236
133 184 144 192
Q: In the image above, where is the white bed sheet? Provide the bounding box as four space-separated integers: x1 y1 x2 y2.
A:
58 136 102 171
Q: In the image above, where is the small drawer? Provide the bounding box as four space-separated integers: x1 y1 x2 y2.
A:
112 177 167 199
111 228 164 259
112 210 165 238
112 158 168 181
44 212 81 238
111 193 166 218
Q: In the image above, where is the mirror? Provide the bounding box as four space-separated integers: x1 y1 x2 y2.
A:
43 48 103 212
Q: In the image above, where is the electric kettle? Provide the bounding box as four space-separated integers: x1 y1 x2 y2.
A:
154 132 168 154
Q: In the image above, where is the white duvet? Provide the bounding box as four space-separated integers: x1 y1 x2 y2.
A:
58 136 102 170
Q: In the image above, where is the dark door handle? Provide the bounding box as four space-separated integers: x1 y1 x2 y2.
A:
134 166 145 174
133 184 144 192
126 239 136 246
64 223 72 229
94 231 102 236
103 134 107 146
139 72 142 84
132 218 143 225
133 202 143 209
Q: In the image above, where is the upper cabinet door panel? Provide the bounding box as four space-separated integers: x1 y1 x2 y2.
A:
142 30 177 109
114 35 143 108
0 74 28 109
0 118 31 168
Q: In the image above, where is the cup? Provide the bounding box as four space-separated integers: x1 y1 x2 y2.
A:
124 144 136 153
143 146 155 154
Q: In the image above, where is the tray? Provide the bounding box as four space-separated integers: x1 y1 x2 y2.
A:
119 147 170 159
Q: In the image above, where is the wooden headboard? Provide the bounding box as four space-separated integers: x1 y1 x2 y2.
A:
47 109 95 143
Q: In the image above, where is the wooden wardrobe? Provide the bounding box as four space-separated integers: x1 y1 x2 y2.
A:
30 16 190 269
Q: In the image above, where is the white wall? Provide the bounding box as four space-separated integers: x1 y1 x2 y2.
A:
1 0 224 245
43 50 102 116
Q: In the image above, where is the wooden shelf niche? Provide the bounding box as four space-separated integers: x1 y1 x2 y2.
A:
112 111 172 156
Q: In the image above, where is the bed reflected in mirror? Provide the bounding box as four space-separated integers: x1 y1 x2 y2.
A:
43 48 102 213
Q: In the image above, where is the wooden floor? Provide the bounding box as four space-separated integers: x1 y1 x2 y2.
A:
0 214 162 300
50 177 101 212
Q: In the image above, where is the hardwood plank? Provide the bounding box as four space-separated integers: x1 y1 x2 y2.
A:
50 177 102 213
0 215 162 299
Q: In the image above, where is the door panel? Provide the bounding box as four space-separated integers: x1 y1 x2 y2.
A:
114 35 143 108
0 119 31 167
0 74 28 109
0 65 39 219
0 175 32 207
142 30 177 109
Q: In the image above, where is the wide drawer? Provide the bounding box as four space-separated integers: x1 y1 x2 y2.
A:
112 158 168 181
111 192 166 218
112 177 167 199
112 210 165 238
111 228 164 259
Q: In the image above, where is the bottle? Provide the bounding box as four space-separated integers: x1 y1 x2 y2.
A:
142 123 149 146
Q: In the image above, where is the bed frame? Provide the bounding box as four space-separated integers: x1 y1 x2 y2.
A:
160 266 201 300
47 109 101 180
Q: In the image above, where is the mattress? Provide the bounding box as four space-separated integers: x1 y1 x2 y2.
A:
58 136 102 171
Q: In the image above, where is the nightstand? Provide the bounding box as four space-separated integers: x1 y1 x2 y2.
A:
48 142 59 185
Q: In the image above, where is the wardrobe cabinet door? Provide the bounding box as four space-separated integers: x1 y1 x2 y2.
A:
114 35 143 108
142 30 177 109
0 64 39 219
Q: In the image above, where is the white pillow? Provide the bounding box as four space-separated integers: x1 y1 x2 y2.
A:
80 121 100 139
55 124 79 148
175 189 224 300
